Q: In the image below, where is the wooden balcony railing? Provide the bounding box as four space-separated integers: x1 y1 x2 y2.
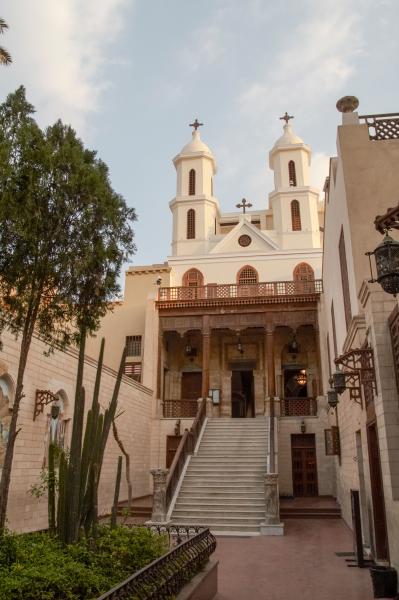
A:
163 399 198 418
281 397 317 417
158 279 322 305
165 399 206 510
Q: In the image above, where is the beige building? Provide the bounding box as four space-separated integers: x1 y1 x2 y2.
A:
322 97 399 570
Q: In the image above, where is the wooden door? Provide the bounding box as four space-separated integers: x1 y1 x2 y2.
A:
181 372 202 400
166 435 182 469
291 434 318 496
367 423 389 560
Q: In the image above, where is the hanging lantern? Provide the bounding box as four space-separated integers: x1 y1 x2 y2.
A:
288 334 300 356
327 389 339 410
237 338 244 354
366 232 399 296
332 367 346 395
295 369 307 386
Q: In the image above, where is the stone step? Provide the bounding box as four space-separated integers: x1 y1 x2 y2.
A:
183 475 264 483
170 515 263 525
179 485 264 494
175 501 265 510
186 468 265 475
173 510 265 519
178 494 264 502
191 457 267 464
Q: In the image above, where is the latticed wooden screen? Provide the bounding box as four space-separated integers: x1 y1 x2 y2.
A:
293 262 315 293
124 362 142 382
238 266 258 285
187 209 195 239
183 268 203 287
291 200 301 231
389 304 399 395
288 160 297 186
339 227 352 329
189 169 196 195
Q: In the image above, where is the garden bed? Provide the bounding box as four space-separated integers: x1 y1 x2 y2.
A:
0 525 167 599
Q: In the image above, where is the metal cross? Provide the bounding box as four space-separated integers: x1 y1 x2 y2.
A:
236 198 253 213
189 118 203 131
279 112 294 124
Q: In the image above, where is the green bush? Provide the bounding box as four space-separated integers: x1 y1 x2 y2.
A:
0 526 168 600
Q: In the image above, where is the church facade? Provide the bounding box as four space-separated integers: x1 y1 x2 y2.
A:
86 117 334 498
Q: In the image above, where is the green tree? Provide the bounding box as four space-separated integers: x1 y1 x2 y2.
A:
0 19 11 65
0 87 136 530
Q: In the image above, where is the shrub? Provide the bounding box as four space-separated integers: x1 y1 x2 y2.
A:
0 526 168 599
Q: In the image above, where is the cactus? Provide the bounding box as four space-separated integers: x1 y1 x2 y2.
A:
48 336 126 544
48 443 56 535
110 456 122 528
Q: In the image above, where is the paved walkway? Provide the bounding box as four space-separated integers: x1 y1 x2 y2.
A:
214 519 374 600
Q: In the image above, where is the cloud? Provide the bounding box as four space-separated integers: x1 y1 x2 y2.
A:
180 23 226 73
238 0 365 123
1 0 132 134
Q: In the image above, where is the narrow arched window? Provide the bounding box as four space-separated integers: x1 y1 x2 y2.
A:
183 268 204 287
237 265 258 285
187 209 195 239
288 160 297 186
291 200 301 231
189 169 196 195
294 262 315 293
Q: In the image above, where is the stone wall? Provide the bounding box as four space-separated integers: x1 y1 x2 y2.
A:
0 329 153 533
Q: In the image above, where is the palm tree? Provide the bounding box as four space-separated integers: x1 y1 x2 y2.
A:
0 18 11 65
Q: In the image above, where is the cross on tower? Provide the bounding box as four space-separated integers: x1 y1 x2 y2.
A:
236 198 253 213
189 118 203 131
279 112 294 124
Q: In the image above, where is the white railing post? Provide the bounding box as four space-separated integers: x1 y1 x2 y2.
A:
150 468 169 522
260 473 284 536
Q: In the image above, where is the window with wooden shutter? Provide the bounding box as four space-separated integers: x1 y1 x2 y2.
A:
189 169 196 195
237 265 258 285
288 160 297 186
124 362 142 382
182 268 203 287
187 209 195 239
293 262 315 293
291 200 301 231
389 304 399 396
339 227 352 329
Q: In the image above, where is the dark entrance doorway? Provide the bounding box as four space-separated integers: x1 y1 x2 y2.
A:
367 422 389 560
166 435 182 469
291 434 318 496
181 372 202 400
231 370 254 418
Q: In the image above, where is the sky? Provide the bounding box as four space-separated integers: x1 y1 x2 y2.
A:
1 0 399 284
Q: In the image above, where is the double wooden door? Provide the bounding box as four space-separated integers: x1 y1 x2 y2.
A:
291 434 318 496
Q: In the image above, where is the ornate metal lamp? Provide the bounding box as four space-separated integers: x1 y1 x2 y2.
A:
295 369 307 386
327 389 339 410
288 333 300 356
366 231 399 296
331 367 346 395
237 337 244 354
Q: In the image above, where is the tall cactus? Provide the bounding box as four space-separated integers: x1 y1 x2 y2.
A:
49 337 127 544
110 456 122 528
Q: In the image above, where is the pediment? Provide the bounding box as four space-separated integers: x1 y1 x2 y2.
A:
210 220 279 255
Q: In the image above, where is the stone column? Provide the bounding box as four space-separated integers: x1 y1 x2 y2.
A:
314 325 323 396
260 473 284 536
202 316 211 398
265 327 276 410
150 468 168 522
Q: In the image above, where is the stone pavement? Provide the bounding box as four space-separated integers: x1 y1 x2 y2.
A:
214 519 374 600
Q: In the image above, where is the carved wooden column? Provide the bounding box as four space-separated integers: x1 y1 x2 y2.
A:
314 325 323 396
150 468 168 522
201 315 211 398
265 326 276 414
156 330 163 400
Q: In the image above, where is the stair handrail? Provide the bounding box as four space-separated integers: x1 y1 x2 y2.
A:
165 398 207 509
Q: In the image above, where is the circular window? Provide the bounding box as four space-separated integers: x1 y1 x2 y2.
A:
238 235 252 247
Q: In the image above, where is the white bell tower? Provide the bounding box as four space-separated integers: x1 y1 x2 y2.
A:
170 120 220 256
268 113 320 249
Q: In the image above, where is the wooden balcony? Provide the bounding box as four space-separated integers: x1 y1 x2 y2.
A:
281 397 317 417
157 280 323 308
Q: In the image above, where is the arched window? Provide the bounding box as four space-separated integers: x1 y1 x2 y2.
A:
288 160 297 186
293 262 315 293
187 209 195 239
183 268 204 287
291 200 301 231
237 265 258 286
189 169 196 195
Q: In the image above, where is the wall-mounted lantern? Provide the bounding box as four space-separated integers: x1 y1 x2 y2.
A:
331 367 346 395
366 231 399 296
237 336 244 354
300 420 306 434
327 388 339 410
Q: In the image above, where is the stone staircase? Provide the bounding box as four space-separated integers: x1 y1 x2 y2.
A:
170 418 269 534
